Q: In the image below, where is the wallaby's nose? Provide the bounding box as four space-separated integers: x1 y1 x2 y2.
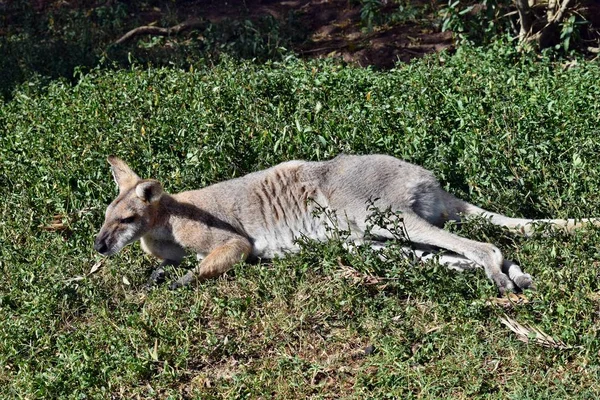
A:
94 234 108 254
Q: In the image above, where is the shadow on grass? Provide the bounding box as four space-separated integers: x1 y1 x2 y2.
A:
0 0 305 100
0 0 457 101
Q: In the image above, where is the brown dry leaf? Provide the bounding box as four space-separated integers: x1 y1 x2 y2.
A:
191 374 211 389
336 258 384 286
425 325 443 334
65 259 105 284
148 338 159 362
63 276 85 284
499 315 571 350
587 292 600 301
40 214 68 232
89 259 104 275
40 208 94 233
562 59 578 70
488 293 530 308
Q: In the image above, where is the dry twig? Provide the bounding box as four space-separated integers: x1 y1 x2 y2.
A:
115 18 206 45
499 315 571 349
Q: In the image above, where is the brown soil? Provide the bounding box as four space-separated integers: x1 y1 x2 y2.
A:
5 1 600 68
149 0 454 68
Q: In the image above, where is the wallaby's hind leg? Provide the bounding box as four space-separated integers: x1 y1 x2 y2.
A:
393 212 532 293
414 248 479 271
361 240 533 290
414 248 532 285
362 242 481 271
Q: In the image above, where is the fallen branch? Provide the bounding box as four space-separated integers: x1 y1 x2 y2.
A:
499 315 572 349
115 18 206 45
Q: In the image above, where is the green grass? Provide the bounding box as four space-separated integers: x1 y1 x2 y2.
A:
2 44 600 398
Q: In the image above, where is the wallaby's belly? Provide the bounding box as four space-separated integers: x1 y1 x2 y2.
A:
248 191 333 258
250 218 327 258
243 161 333 259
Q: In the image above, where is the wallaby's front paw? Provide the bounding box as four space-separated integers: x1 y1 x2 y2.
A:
168 271 195 290
142 268 166 291
148 267 166 285
168 280 182 290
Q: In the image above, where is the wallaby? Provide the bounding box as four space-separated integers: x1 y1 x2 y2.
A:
94 154 599 293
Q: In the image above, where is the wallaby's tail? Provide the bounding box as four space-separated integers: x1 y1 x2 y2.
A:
461 203 600 236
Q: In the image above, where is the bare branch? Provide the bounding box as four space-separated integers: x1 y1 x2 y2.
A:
499 315 574 350
514 0 533 41
517 0 575 48
551 0 573 24
114 18 206 45
546 0 558 23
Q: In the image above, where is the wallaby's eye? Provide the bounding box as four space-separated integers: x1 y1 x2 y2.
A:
120 216 136 224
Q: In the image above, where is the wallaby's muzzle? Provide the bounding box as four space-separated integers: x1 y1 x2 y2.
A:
94 231 110 255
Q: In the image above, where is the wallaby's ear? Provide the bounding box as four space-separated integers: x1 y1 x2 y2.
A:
107 155 140 191
135 180 163 203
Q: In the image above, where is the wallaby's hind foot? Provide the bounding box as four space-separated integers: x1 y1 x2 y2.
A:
412 249 532 293
501 260 534 291
491 273 515 295
513 273 533 290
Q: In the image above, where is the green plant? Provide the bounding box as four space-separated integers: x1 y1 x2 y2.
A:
0 2 305 100
356 0 426 31
360 0 384 31
439 0 598 52
440 0 513 45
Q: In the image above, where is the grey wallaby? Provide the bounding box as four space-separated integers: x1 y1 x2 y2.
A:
94 154 599 293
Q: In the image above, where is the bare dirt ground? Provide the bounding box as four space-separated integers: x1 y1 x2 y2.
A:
4 0 600 70
138 0 454 68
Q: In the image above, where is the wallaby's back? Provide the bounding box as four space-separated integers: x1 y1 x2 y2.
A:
182 154 463 258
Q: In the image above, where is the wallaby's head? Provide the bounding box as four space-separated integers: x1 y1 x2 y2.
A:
94 156 164 256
